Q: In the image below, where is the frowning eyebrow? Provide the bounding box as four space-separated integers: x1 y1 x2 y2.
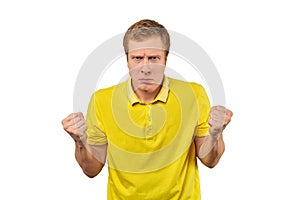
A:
130 54 161 58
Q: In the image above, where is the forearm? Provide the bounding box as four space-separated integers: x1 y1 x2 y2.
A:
74 139 104 178
197 128 225 168
196 106 232 168
62 112 105 177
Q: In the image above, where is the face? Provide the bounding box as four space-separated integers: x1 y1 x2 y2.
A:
127 37 167 93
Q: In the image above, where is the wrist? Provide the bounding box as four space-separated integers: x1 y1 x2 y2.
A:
209 127 222 139
74 132 87 147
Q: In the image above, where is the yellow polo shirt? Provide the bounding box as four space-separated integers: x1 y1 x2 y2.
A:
86 77 210 200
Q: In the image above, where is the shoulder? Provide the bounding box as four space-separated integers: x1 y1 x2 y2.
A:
167 77 206 94
92 81 127 100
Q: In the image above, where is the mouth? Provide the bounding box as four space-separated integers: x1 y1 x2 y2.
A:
138 78 154 84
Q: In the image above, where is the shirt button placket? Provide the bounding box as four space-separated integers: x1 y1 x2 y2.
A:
146 104 152 136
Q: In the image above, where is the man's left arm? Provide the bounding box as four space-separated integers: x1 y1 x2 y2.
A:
195 106 233 168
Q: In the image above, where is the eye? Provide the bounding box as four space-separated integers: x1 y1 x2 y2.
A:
132 56 143 62
135 56 143 60
148 56 159 61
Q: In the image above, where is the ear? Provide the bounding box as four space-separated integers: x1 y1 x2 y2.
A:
126 53 129 62
164 51 169 64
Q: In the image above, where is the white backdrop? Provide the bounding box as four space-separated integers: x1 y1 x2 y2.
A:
1 0 299 199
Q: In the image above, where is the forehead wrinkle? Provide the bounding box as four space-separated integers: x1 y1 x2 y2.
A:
129 48 164 56
127 37 166 52
128 47 165 53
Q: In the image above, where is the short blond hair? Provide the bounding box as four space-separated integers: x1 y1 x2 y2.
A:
123 19 170 54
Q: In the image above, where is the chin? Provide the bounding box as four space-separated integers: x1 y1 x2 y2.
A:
139 84 159 93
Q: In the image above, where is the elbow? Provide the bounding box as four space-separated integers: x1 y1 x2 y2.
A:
206 161 219 169
82 164 103 178
84 171 98 178
82 167 101 178
201 159 218 169
201 147 225 169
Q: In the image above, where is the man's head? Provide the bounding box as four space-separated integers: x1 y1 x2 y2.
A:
123 19 170 96
123 19 170 56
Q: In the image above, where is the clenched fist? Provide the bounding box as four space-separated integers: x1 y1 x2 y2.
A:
61 112 87 143
208 106 233 136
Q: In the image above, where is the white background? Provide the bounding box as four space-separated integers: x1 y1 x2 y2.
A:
1 0 299 199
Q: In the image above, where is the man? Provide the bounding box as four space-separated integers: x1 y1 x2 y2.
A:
62 19 233 199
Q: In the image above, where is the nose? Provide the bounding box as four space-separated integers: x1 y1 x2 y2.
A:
141 63 151 75
141 59 151 75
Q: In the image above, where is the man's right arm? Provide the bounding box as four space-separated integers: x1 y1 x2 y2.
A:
62 112 105 178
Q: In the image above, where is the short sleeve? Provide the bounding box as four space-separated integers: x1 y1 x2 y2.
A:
85 93 107 145
194 84 211 137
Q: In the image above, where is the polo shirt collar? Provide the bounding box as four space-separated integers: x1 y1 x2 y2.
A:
126 76 170 105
